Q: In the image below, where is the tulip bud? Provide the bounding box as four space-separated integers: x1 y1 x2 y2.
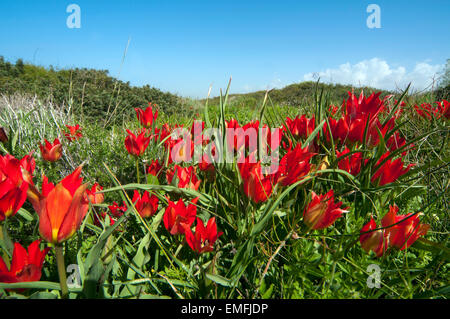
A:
39 138 62 162
360 217 388 257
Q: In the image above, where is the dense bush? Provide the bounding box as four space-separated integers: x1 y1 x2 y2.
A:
0 56 192 125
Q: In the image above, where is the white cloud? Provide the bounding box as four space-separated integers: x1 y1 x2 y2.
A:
303 58 444 92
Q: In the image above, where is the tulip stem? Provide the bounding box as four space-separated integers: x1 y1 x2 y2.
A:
55 245 69 299
136 158 140 184
0 222 10 268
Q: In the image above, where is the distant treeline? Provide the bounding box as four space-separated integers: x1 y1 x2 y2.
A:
0 56 184 124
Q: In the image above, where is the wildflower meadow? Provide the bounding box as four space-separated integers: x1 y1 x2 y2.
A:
0 81 448 300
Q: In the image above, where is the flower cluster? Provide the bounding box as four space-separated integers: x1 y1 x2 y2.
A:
0 90 438 293
360 205 430 257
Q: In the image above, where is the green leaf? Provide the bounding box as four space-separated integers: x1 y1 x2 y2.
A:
127 233 151 281
204 85 213 128
17 208 34 222
138 294 172 299
82 214 126 298
0 281 61 291
205 273 232 287
28 291 59 299
10 127 19 153
304 119 325 147
261 283 274 299
146 174 160 186
0 221 13 257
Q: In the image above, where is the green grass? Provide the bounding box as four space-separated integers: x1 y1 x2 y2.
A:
0 80 448 300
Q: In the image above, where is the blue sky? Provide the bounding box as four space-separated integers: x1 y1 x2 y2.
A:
0 0 448 98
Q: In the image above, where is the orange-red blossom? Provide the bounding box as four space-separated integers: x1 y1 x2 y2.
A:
303 190 348 230
132 190 159 218
185 217 223 254
28 166 89 245
163 197 198 236
124 129 150 157
39 138 62 162
0 240 50 285
135 103 158 128
0 154 35 220
360 204 430 257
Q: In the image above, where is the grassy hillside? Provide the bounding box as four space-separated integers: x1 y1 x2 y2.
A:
206 81 449 112
0 56 194 125
206 81 394 108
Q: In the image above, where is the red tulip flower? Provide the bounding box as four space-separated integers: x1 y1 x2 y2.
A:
198 154 215 174
324 91 391 148
147 159 163 177
39 138 62 162
259 125 283 155
386 132 409 156
20 152 36 177
284 115 315 140
166 165 201 190
323 116 350 145
371 153 414 186
360 217 388 257
381 205 430 250
169 139 194 163
344 91 387 121
157 123 172 144
185 217 223 254
132 190 159 218
348 114 392 147
64 124 83 142
0 240 50 285
414 101 450 120
225 119 263 154
226 118 242 151
238 155 274 204
242 120 260 153
86 183 104 205
414 103 439 120
108 201 128 218
436 100 450 119
190 120 205 146
328 105 339 116
0 154 31 220
135 103 158 128
303 190 348 230
336 147 368 176
276 143 315 186
27 166 89 244
124 129 150 157
163 197 198 235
